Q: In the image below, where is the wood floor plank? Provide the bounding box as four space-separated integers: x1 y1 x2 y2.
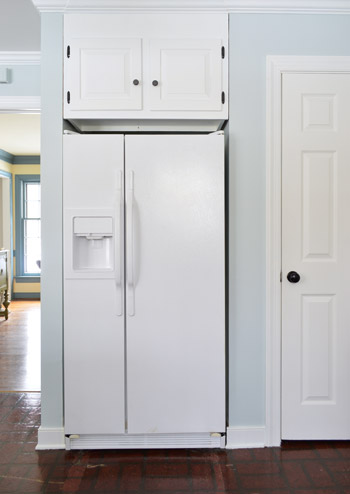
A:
0 301 40 392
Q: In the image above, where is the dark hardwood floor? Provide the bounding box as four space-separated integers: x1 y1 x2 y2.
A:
0 300 40 392
0 393 350 494
1 301 350 493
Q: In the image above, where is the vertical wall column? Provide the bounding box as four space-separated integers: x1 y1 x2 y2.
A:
37 13 65 450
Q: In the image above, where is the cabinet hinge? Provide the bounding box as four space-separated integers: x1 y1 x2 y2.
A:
280 271 282 282
67 91 71 104
221 46 225 59
221 91 225 104
67 45 70 58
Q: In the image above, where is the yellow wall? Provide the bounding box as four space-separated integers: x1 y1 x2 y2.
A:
0 159 41 297
0 159 12 174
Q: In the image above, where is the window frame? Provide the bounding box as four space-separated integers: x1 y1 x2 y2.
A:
15 174 41 282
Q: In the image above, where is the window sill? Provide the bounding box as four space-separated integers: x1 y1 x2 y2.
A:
15 276 41 283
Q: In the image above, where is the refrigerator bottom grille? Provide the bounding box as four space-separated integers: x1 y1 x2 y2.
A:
66 433 225 450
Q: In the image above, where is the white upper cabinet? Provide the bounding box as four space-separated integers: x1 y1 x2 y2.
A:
64 14 228 130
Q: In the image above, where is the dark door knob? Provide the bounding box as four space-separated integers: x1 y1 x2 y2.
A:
287 271 300 283
152 80 159 86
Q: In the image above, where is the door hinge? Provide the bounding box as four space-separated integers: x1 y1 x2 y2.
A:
67 91 71 104
221 46 225 59
67 45 70 58
221 91 225 104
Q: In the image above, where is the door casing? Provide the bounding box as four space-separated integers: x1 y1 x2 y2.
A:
265 55 350 447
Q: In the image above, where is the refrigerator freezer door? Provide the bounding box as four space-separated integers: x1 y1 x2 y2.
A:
63 135 125 434
125 134 225 434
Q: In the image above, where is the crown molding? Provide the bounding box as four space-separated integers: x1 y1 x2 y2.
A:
0 52 41 66
30 0 350 13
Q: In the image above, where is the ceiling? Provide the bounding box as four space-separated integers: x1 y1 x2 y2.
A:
0 114 40 156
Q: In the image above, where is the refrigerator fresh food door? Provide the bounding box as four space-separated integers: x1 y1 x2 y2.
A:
125 134 225 434
63 134 125 434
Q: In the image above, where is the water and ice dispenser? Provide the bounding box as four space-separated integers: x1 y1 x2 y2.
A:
72 216 113 271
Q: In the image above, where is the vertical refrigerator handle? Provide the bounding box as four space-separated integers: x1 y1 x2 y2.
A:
115 170 123 316
127 170 135 316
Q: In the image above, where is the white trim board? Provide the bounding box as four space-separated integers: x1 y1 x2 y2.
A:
0 52 41 65
0 53 41 112
265 55 350 447
226 427 266 449
31 0 350 13
0 97 41 113
36 427 66 450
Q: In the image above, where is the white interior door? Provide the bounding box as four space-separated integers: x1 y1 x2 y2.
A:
65 38 142 112
63 135 125 435
149 39 222 111
125 134 225 434
282 73 350 439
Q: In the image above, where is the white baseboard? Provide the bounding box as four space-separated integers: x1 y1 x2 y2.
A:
36 427 66 450
226 426 266 449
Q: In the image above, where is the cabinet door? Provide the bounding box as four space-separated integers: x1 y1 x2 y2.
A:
149 39 223 111
65 38 142 112
125 135 225 434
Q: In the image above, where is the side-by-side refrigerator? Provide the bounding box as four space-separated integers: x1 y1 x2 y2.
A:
63 133 225 448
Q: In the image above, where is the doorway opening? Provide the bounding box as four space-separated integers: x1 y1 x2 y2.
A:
0 113 41 392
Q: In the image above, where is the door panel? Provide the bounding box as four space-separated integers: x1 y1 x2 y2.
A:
65 38 142 112
282 73 350 439
302 151 336 260
149 39 222 111
125 135 225 434
63 135 125 434
300 295 335 403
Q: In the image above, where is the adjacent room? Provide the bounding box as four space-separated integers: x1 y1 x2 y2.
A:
0 113 41 392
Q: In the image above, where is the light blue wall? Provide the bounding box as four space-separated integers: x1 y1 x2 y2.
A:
1 0 40 51
228 14 350 427
40 13 64 430
0 66 40 97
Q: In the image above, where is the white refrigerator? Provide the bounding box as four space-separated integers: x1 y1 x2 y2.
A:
63 133 225 448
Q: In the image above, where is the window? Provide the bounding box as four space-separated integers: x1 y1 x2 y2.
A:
15 175 41 279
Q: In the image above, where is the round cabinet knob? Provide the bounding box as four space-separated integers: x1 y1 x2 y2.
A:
287 271 301 283
133 79 140 86
152 80 159 87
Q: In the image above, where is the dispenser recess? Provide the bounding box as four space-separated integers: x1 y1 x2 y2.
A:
72 216 113 271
